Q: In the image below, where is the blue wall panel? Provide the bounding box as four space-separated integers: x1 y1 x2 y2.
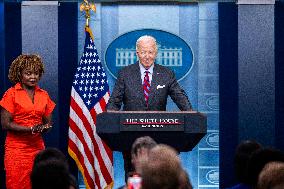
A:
197 2 219 188
58 1 78 176
275 1 284 152
238 5 275 146
219 2 276 188
21 2 59 148
4 2 21 91
219 2 238 188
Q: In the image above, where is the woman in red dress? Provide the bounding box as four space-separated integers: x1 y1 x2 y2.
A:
0 54 56 189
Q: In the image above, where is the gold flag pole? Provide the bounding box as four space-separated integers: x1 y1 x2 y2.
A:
80 0 96 27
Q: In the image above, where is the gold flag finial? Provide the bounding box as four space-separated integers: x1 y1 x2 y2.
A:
80 0 96 27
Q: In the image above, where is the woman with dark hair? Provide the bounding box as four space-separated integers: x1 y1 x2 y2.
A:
0 54 56 189
247 147 284 188
226 140 262 189
31 148 78 189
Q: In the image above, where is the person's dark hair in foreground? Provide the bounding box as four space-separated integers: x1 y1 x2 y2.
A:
31 148 78 189
234 140 262 184
33 147 68 167
247 147 284 188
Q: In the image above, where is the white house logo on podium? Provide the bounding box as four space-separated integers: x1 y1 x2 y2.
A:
105 29 193 81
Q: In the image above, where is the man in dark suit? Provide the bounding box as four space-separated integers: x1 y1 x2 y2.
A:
106 35 192 181
107 35 192 111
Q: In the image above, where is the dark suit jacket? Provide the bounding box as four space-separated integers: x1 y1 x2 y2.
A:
107 62 192 111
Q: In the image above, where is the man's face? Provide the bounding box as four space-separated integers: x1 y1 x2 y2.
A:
136 39 157 69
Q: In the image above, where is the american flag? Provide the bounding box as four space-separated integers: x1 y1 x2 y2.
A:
68 26 113 189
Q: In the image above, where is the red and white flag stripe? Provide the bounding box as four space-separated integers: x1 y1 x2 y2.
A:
68 87 113 189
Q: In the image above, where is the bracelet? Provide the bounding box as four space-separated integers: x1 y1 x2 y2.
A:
31 126 35 135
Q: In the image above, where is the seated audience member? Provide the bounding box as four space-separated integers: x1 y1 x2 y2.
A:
31 148 78 189
33 147 68 167
226 140 262 189
130 136 157 173
256 161 284 189
138 144 193 189
118 136 157 189
247 147 284 188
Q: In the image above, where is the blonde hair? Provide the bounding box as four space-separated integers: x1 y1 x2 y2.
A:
257 161 284 189
8 54 45 84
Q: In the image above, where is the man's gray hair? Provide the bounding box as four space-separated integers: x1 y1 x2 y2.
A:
131 136 157 156
136 35 157 51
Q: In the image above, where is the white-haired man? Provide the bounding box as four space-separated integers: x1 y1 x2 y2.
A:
107 35 192 181
107 35 192 111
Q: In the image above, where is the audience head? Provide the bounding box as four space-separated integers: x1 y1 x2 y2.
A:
247 147 284 187
31 148 77 189
234 140 262 184
138 144 184 189
33 147 68 167
131 136 157 171
179 168 193 189
256 161 284 189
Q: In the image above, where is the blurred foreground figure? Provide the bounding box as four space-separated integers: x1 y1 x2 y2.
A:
256 161 284 189
138 144 193 189
31 148 78 189
226 140 262 189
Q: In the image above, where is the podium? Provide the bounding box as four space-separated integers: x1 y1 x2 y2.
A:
97 111 207 152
